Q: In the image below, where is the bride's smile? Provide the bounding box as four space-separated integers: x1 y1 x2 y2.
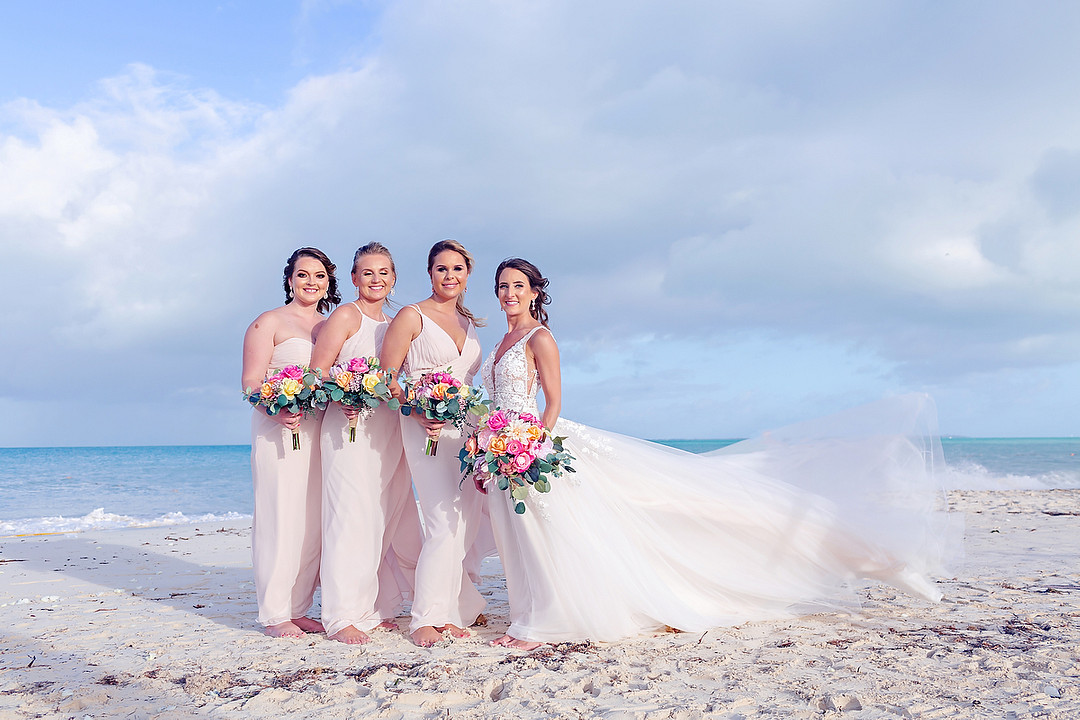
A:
497 268 538 318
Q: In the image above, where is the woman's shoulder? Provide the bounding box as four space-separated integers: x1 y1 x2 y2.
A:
247 306 287 333
525 324 557 352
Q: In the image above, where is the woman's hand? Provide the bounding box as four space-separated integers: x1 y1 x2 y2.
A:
388 378 405 403
417 415 445 439
273 410 302 431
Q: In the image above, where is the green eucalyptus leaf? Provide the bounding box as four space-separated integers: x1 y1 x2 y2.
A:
514 502 526 515
387 398 401 411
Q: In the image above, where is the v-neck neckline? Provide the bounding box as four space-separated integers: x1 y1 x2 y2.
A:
493 326 541 368
417 306 470 356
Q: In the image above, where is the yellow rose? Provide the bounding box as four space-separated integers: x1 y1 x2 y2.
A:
280 378 302 398
488 436 508 455
334 370 353 389
362 373 381 392
260 383 275 400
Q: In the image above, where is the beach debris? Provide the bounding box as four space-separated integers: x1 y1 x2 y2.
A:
346 661 423 682
1044 685 1062 698
26 655 35 668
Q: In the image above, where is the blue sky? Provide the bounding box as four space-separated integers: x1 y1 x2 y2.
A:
3 1 1080 446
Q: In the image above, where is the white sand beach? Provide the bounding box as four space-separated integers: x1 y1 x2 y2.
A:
1 490 1078 719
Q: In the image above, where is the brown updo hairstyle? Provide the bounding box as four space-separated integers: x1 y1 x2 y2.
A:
352 241 398 308
282 247 341 314
494 257 551 327
427 239 485 327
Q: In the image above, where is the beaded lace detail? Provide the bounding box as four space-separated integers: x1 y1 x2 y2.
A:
481 327 546 416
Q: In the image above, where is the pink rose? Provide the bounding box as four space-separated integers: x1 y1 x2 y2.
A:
477 426 495 451
498 461 515 476
506 439 525 456
281 365 304 380
519 412 539 425
347 357 369 373
511 452 534 473
486 410 510 431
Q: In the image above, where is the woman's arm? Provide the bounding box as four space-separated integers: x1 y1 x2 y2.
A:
241 312 277 393
241 311 300 430
530 329 562 430
311 304 360 375
379 305 422 400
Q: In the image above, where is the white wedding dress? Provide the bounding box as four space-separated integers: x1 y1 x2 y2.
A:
481 327 956 643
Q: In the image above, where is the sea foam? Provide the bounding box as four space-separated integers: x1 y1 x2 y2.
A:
0 508 249 537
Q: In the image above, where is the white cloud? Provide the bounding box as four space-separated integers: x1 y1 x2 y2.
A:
3 1 1080 443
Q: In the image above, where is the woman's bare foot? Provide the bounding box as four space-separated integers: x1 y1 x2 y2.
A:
436 623 470 639
490 633 541 651
375 619 399 631
328 625 371 644
265 621 305 638
411 626 444 647
292 616 325 633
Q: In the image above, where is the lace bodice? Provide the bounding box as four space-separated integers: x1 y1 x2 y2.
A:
481 326 548 415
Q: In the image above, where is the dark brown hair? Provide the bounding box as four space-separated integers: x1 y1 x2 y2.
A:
495 257 551 327
283 247 340 314
427 239 485 327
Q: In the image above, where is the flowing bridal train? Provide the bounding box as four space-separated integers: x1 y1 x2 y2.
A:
480 261 956 646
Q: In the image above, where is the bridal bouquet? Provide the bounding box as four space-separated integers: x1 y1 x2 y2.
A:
322 356 400 442
400 369 488 456
459 409 575 514
244 364 328 450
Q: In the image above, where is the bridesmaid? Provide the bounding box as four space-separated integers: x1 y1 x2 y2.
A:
381 239 487 647
240 247 340 638
311 243 423 645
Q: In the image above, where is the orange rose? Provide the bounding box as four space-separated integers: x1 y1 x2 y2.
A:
525 425 543 442
488 436 507 455
431 382 450 400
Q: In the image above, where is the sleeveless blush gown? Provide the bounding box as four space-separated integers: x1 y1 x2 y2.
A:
319 308 423 636
482 327 956 643
400 305 490 633
250 337 323 627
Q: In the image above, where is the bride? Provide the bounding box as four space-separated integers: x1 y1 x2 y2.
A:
478 258 954 650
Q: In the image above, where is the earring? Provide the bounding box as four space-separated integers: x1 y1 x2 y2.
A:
390 286 396 297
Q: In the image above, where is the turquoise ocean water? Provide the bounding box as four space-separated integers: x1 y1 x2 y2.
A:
1 438 1077 535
